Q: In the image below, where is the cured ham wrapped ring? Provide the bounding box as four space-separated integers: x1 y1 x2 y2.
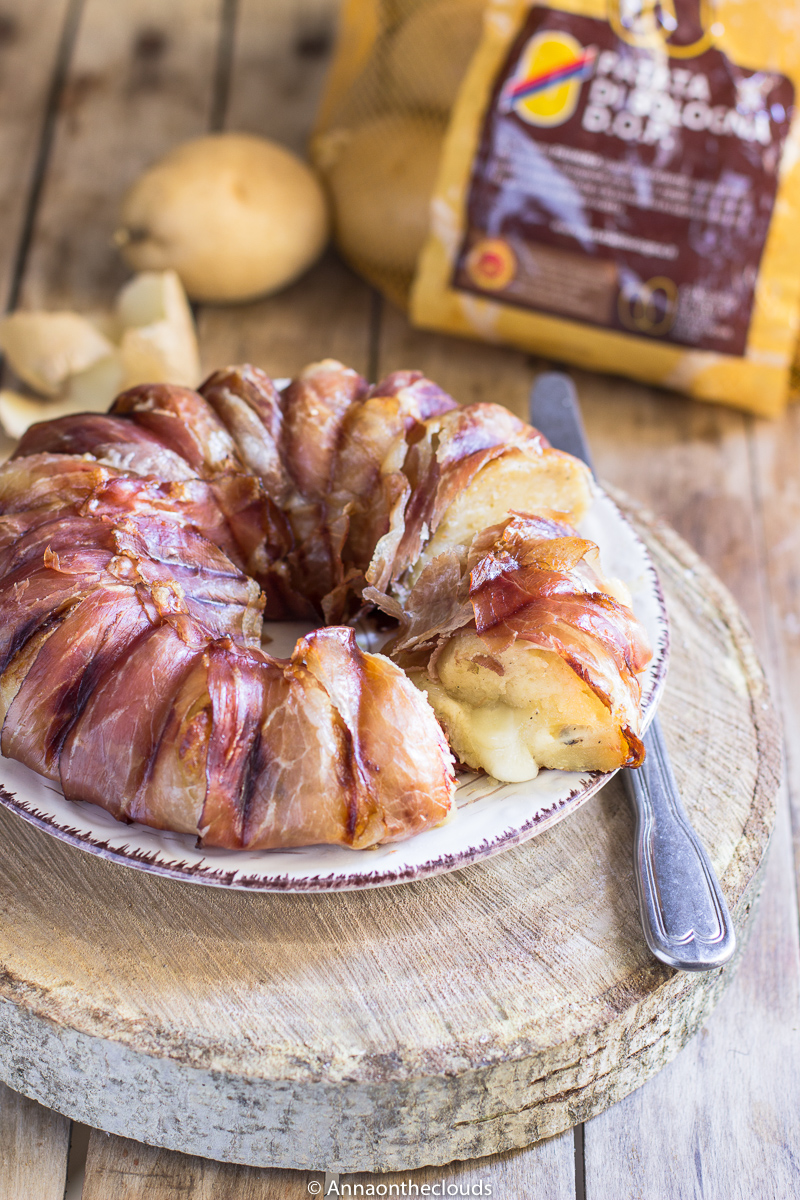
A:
0 360 651 849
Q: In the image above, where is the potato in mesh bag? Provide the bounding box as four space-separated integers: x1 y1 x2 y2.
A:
313 0 485 305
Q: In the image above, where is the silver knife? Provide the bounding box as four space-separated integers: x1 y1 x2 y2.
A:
529 371 735 972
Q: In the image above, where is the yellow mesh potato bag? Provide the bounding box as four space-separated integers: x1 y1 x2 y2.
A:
312 0 486 307
317 1 800 416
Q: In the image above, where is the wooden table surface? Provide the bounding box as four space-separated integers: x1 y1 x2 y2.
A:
0 1 798 1197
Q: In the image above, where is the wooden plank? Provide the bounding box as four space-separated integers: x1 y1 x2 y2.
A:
570 371 800 1197
342 1133 577 1198
377 300 533 410
584 788 800 1198
83 1131 576 1198
16 0 222 311
64 1122 91 1200
197 251 374 381
196 0 372 381
575 369 770 645
225 0 339 156
82 1131 321 1199
0 0 76 309
0 1082 69 1200
748 404 800 892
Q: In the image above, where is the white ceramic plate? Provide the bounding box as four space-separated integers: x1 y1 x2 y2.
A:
0 486 668 891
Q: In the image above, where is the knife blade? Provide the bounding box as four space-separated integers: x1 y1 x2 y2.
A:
530 371 736 972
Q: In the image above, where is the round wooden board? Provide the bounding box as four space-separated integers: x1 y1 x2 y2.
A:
0 493 780 1172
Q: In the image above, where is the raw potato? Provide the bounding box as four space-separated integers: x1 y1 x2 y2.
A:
117 268 189 329
389 0 486 112
115 134 329 303
0 381 119 441
0 312 115 395
65 355 125 409
120 325 197 390
0 354 125 439
117 269 200 388
326 117 443 275
0 271 200 440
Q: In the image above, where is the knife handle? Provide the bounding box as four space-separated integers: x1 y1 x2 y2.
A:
624 718 736 971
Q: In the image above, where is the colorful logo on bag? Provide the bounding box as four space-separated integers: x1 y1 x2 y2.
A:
465 239 517 291
501 32 596 127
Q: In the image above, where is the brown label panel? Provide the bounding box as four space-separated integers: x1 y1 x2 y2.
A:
453 8 795 355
